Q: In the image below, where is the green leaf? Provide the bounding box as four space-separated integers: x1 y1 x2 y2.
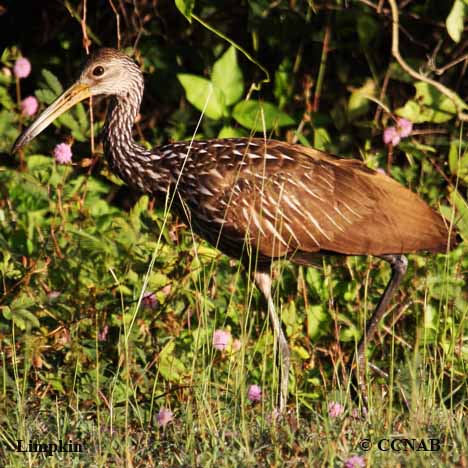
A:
174 0 194 22
339 323 361 342
148 272 170 291
446 0 466 43
232 100 294 130
274 58 294 109
26 155 53 172
3 296 40 330
212 46 244 106
0 87 14 110
13 309 40 329
347 79 375 120
158 340 186 382
448 140 461 176
450 189 468 239
292 345 310 360
395 82 457 123
448 140 468 183
177 74 226 120
129 195 149 232
57 113 87 141
35 88 57 105
306 268 329 302
75 103 89 131
389 59 422 83
41 69 63 96
313 127 331 151
357 15 379 47
306 305 328 339
217 126 247 138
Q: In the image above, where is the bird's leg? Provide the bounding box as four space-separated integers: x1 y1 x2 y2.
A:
356 254 408 401
253 270 290 412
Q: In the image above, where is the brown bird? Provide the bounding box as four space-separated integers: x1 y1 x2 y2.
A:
12 48 457 411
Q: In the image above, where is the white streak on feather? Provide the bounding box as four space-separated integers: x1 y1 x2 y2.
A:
317 172 334 190
283 222 300 245
341 200 363 219
203 202 218 212
261 204 275 219
209 168 224 179
242 207 250 224
283 196 320 245
297 180 324 201
250 208 266 236
305 212 332 240
198 185 214 196
281 153 294 161
263 218 288 247
283 195 303 217
268 195 292 222
334 205 352 224
322 209 345 232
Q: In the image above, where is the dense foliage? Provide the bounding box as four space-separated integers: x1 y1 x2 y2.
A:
0 0 467 465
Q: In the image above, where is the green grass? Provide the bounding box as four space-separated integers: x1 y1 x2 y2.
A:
0 155 466 465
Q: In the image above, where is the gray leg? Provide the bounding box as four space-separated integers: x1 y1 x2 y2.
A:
356 254 408 398
254 270 290 412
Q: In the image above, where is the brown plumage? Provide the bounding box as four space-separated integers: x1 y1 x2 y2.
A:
12 48 458 411
159 138 452 264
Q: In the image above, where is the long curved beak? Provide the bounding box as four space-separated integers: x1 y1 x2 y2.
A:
11 82 91 153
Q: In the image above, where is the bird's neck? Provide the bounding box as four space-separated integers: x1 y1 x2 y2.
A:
102 94 173 193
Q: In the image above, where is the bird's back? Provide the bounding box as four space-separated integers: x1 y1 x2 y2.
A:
154 138 456 264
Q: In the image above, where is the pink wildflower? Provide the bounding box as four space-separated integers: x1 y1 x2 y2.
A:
156 407 173 427
98 325 109 342
383 117 413 146
21 96 38 116
328 401 345 418
142 291 157 309
47 291 61 302
14 57 31 79
396 117 412 137
344 455 366 468
161 284 172 296
383 126 400 146
247 384 262 402
53 143 73 164
213 329 231 351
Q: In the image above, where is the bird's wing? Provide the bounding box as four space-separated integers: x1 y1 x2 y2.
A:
180 138 451 259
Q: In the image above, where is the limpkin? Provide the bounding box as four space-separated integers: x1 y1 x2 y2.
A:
13 48 457 411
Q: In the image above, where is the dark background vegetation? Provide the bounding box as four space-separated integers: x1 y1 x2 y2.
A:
0 0 466 465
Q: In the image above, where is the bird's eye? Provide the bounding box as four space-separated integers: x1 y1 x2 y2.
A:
92 66 105 77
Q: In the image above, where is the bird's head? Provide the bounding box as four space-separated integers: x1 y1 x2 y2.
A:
12 48 143 153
